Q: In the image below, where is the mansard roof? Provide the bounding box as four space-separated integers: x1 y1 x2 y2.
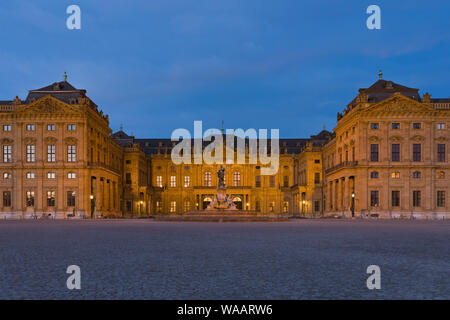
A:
114 130 333 155
25 80 89 105
357 79 421 103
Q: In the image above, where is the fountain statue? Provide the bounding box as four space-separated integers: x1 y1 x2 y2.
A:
206 166 237 211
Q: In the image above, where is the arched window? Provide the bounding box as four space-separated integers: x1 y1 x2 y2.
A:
233 172 241 186
204 172 212 186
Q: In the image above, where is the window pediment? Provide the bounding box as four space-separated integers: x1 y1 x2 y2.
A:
410 135 425 142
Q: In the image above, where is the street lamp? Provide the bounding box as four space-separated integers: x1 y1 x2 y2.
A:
302 200 306 215
351 192 355 218
140 200 144 215
90 195 95 219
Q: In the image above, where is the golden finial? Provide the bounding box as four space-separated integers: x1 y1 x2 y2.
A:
378 69 383 80
64 72 67 82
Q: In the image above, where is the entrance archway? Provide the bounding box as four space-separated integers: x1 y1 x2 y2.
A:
233 196 243 210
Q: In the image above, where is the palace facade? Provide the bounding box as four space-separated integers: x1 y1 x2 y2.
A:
1 75 449 219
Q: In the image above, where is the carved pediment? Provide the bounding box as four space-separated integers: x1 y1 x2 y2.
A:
44 137 58 144
15 95 82 115
435 136 448 142
389 136 403 142
23 137 37 144
410 135 425 142
365 94 435 115
2 138 13 144
368 135 381 142
64 137 78 144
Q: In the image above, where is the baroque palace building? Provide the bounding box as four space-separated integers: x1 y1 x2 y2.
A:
0 74 449 219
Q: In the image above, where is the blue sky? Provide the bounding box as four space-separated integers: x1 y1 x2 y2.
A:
0 0 449 137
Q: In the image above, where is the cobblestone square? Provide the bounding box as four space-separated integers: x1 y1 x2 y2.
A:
0 220 448 299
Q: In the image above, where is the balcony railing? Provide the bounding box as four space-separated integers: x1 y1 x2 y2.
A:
325 161 358 174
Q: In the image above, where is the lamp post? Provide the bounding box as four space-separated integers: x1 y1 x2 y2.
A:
351 192 355 218
90 194 95 219
302 200 306 216
140 200 143 216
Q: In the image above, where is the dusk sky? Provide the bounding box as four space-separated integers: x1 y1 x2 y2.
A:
0 0 449 138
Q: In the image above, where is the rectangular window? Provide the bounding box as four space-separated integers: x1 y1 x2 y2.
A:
437 123 445 130
26 191 35 207
370 171 379 179
26 124 35 131
412 144 421 162
412 171 421 179
67 145 76 162
391 144 400 162
170 201 176 213
284 175 289 187
370 123 379 130
204 172 211 186
437 191 445 207
392 191 400 207
170 176 176 187
47 172 56 179
255 176 261 187
26 145 35 162
370 191 379 207
47 191 56 207
314 200 320 212
26 172 35 179
184 176 190 187
126 201 132 212
47 145 56 162
47 124 55 131
3 145 12 163
413 191 421 207
370 144 379 162
413 123 421 129
68 124 76 131
391 172 400 179
156 176 162 187
314 172 320 184
269 176 275 187
3 191 11 207
67 191 76 207
437 144 445 162
126 173 132 184
68 172 76 179
392 123 400 129
3 125 11 131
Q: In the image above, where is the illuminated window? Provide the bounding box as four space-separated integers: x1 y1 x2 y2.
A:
204 172 212 186
26 145 35 162
391 172 400 179
170 201 176 213
68 124 76 131
47 191 56 207
3 125 11 131
184 200 191 212
26 124 35 131
47 145 56 162
67 172 76 179
437 123 445 130
156 176 162 187
3 172 11 179
3 145 12 163
184 176 190 187
233 172 241 186
26 191 35 207
170 176 176 187
47 124 55 131
47 172 56 179
26 172 35 179
67 145 76 162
